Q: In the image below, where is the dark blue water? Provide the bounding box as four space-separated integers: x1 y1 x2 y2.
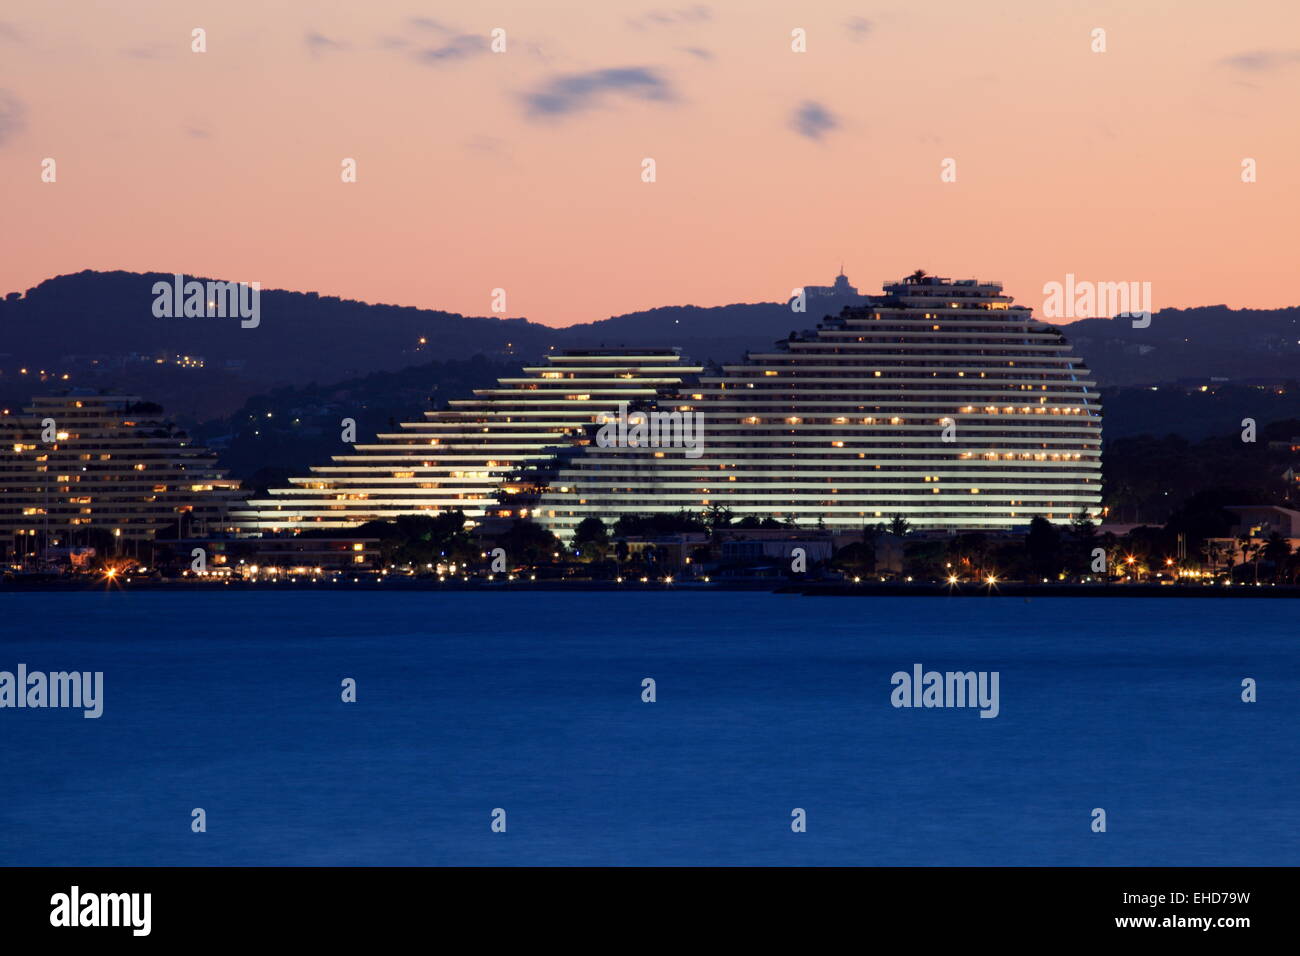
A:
1 591 1296 865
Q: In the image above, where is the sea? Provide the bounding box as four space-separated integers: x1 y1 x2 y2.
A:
1 591 1296 866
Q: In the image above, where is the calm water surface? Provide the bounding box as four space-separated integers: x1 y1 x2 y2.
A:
1 591 1295 865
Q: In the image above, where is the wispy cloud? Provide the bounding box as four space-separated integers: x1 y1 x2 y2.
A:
681 46 713 60
626 6 712 31
0 89 25 146
845 17 873 41
306 32 349 56
465 135 514 164
376 19 488 66
520 67 676 119
790 101 838 141
413 34 486 65
1219 49 1300 72
0 21 25 44
409 17 453 34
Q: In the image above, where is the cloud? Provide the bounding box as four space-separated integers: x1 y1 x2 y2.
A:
627 6 712 31
520 67 676 118
306 32 349 56
790 101 838 141
465 135 514 163
413 34 486 64
1219 49 1300 72
0 22 25 44
681 46 713 60
377 19 488 66
409 17 453 34
845 17 873 41
0 90 25 146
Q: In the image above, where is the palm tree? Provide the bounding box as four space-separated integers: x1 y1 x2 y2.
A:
703 502 732 530
1263 532 1291 582
1200 539 1223 578
1237 537 1263 584
1223 540 1239 580
1287 550 1300 585
905 269 929 285
1098 531 1120 579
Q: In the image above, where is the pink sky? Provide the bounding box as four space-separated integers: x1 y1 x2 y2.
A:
2 0 1298 327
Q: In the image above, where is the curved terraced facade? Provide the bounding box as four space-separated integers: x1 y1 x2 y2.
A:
538 276 1102 538
0 392 244 554
234 349 702 532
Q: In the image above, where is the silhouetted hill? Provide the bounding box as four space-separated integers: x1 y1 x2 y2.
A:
0 271 855 381
191 355 515 485
6 271 1300 425
1099 383 1300 442
0 269 550 378
556 297 867 363
0 271 861 417
1060 305 1300 385
1102 417 1300 525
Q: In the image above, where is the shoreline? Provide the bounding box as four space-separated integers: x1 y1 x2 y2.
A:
3 578 1298 598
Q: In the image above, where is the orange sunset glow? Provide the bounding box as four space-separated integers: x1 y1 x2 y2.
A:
2 0 1297 324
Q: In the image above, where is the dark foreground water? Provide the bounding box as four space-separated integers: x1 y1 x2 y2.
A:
1 591 1296 866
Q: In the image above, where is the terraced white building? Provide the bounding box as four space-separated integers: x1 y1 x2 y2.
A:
0 392 244 556
537 275 1102 538
234 349 702 532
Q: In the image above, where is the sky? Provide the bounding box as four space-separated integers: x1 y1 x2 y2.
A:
1 0 1298 327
